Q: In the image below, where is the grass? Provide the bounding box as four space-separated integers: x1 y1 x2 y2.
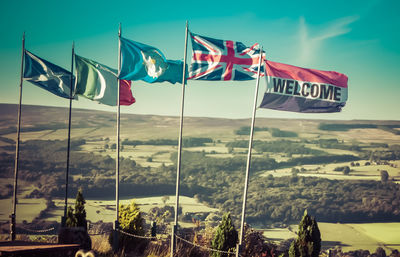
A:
44 196 219 223
262 222 400 252
0 198 47 223
260 161 400 182
91 234 112 254
349 223 400 245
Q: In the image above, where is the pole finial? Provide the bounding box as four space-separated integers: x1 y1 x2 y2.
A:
118 23 121 37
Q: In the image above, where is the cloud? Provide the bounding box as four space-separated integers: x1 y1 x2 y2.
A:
298 16 359 65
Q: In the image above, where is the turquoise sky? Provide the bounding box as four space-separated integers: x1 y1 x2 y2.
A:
0 0 399 120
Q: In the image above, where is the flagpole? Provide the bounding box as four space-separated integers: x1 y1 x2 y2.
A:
236 47 264 257
171 20 189 257
62 42 75 227
113 23 122 253
10 32 25 241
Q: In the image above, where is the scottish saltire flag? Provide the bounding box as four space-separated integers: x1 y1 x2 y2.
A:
119 37 183 84
188 32 263 81
75 55 135 106
259 60 348 113
24 50 73 99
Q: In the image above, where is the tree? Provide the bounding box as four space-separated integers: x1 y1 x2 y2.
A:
289 210 321 257
66 189 87 229
74 189 87 229
211 212 238 257
119 201 144 234
343 166 350 175
109 201 146 252
375 247 386 257
161 195 170 205
381 170 389 183
65 206 76 227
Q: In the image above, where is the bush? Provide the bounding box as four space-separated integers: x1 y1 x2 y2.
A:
242 224 276 257
109 201 147 253
211 213 238 257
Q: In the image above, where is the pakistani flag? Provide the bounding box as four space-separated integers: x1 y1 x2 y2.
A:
119 37 183 84
23 50 73 99
75 55 135 106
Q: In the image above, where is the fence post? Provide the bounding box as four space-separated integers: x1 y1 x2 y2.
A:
151 221 157 239
112 220 119 252
170 224 176 257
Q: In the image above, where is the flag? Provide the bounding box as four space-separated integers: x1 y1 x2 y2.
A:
188 32 263 81
23 50 73 99
119 37 183 84
259 60 348 113
119 79 136 105
75 55 135 106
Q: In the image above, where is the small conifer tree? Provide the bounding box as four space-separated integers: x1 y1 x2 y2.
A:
74 189 87 229
289 210 321 257
65 189 87 229
65 206 76 227
211 212 238 257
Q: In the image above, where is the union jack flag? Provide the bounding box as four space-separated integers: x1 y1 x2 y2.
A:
188 32 264 81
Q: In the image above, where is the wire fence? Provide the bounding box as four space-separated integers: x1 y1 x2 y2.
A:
11 225 238 255
19 226 55 233
88 230 113 236
116 228 158 240
113 227 237 256
175 234 237 256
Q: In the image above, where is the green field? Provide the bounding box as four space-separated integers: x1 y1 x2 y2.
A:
260 161 400 182
262 222 400 252
0 198 47 223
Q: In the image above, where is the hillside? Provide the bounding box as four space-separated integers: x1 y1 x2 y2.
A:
1 103 400 226
1 103 400 143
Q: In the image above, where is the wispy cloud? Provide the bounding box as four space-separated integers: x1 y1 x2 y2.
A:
298 16 359 65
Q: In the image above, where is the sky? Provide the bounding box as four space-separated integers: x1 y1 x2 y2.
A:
0 0 399 121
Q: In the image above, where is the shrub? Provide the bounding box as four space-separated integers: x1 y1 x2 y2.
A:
109 201 147 253
242 224 276 257
211 212 238 257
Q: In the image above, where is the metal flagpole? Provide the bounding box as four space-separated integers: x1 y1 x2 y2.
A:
10 32 25 241
171 20 189 257
236 47 264 257
62 42 75 227
113 23 122 252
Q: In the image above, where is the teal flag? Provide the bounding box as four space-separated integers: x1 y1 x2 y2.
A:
119 37 183 84
23 50 73 99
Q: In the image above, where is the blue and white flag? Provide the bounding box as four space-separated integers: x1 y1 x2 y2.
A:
23 50 74 99
119 37 183 84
